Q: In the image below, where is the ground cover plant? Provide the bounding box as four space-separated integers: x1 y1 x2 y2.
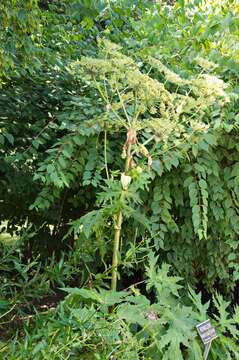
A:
2 254 239 359
0 0 239 358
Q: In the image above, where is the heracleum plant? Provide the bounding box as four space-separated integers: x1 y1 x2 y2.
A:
68 39 230 291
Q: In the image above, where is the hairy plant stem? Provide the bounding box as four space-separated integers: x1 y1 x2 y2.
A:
111 140 132 291
111 211 123 291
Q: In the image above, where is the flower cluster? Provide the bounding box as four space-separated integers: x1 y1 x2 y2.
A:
74 39 230 142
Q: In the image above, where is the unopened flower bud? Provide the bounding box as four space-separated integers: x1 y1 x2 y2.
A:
121 173 132 190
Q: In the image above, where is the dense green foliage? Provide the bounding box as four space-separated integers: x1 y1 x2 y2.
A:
1 0 238 291
0 0 239 358
2 254 239 359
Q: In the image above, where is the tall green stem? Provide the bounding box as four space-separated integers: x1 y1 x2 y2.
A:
111 140 132 291
111 211 123 291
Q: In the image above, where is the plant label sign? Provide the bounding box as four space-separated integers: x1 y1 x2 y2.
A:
196 319 217 345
